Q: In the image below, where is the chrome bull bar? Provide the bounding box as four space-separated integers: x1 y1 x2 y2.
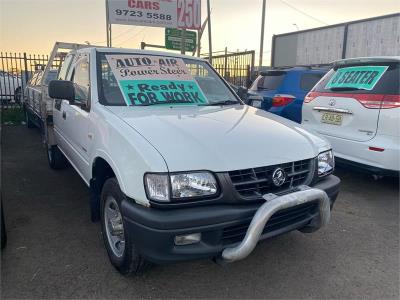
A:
221 186 330 263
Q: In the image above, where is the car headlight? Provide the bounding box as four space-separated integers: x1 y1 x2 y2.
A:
145 172 218 202
318 150 334 177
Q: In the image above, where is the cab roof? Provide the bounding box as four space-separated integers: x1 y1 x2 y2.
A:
81 47 206 62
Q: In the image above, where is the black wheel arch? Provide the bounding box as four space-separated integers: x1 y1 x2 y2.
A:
90 157 116 222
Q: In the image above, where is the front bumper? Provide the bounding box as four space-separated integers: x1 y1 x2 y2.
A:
121 175 340 264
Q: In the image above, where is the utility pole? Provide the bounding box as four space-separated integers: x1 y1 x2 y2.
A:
180 29 186 54
196 29 201 57
259 0 266 68
207 0 212 63
105 0 110 47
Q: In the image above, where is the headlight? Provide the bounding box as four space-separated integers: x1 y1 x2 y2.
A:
145 172 218 202
318 150 334 176
171 172 218 198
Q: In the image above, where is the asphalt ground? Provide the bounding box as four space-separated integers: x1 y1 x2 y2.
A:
1 125 399 299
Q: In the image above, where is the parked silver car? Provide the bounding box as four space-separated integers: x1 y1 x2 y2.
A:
0 71 22 103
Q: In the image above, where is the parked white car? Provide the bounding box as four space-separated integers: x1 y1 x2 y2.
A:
42 43 340 275
302 57 399 177
0 71 22 102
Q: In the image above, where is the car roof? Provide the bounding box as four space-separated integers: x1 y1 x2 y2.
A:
260 67 328 76
81 47 207 62
333 56 400 67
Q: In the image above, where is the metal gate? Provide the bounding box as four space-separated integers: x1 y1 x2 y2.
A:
1 50 255 109
205 50 255 88
0 52 63 108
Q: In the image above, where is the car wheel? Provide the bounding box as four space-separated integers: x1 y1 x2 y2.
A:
1 202 7 250
24 109 35 128
100 177 149 275
14 87 22 104
46 143 68 170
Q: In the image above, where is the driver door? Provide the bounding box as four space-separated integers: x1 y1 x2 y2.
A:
56 54 92 181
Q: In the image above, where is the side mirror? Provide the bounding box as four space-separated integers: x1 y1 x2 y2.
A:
48 80 75 102
237 86 248 101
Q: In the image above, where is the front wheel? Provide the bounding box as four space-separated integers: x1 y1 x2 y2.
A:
46 143 68 170
100 178 148 275
1 202 7 249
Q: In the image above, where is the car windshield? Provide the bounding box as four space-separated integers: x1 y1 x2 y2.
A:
250 71 286 91
97 52 240 106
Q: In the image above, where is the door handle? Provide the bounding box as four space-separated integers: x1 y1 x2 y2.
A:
62 111 66 120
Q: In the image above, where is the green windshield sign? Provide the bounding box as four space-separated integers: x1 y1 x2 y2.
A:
120 80 207 106
325 66 388 91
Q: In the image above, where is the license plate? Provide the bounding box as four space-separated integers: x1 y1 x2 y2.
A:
252 100 262 108
321 112 343 125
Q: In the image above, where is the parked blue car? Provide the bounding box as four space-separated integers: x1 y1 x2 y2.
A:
247 67 329 123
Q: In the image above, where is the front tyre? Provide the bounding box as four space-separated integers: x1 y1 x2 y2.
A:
100 178 148 275
46 143 68 170
1 202 7 249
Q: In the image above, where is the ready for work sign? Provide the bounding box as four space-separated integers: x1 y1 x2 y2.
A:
106 54 207 106
107 0 201 29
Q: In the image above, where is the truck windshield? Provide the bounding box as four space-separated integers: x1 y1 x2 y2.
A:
97 52 240 106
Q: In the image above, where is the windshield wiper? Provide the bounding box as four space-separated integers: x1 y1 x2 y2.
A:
199 100 240 106
329 87 364 91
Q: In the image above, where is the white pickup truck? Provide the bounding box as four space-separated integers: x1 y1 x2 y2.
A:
43 42 340 275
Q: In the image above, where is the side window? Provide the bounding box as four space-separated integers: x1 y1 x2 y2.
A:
58 54 74 80
72 57 90 105
300 73 324 91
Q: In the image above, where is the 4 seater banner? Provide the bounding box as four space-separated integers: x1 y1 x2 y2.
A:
106 54 207 106
325 66 389 91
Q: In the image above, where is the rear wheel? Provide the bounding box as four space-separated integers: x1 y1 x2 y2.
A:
24 109 35 128
46 143 68 170
100 177 148 275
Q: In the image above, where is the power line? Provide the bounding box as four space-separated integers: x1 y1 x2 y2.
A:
91 27 138 44
278 0 329 26
114 27 147 47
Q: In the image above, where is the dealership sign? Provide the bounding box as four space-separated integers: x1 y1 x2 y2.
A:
107 0 201 29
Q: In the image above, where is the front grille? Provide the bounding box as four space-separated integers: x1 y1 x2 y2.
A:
228 159 313 199
222 201 318 244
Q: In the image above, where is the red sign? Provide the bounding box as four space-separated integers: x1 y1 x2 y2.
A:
108 0 201 30
177 0 201 29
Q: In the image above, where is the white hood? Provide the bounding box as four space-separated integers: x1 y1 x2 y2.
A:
108 105 330 172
